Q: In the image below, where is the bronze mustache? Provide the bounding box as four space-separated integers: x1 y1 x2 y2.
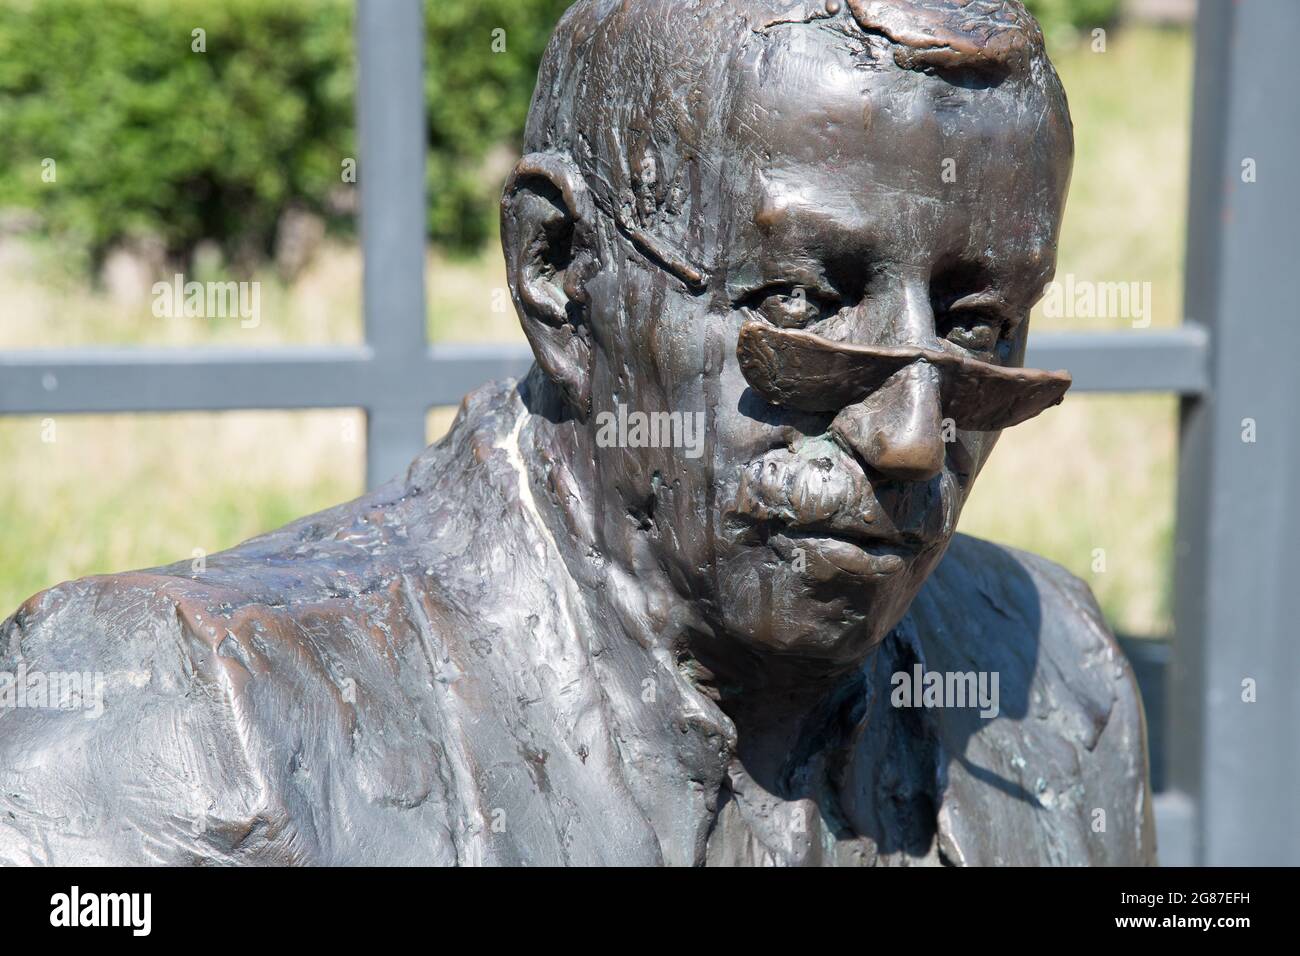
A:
736 320 1072 431
732 445 951 546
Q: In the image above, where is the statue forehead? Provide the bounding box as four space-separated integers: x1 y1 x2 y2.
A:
525 1 1068 290
713 29 1067 275
722 23 1064 171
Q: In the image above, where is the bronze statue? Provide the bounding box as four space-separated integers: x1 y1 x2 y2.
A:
0 0 1154 865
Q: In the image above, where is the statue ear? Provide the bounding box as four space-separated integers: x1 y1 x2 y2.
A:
501 152 599 418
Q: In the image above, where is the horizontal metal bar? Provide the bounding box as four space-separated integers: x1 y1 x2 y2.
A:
0 346 373 413
419 342 535 410
1025 326 1210 394
0 343 534 415
0 326 1207 416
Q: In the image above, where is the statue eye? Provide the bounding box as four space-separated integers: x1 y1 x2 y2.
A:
749 285 841 329
938 311 1004 354
935 291 1018 358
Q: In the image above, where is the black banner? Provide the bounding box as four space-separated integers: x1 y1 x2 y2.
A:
0 865 1280 942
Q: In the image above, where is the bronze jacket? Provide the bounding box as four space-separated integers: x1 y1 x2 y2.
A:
0 382 1155 865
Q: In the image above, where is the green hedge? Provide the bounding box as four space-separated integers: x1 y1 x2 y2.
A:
0 0 1115 271
0 0 353 268
1027 0 1123 45
0 0 567 267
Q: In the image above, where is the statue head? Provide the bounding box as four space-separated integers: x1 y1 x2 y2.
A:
501 0 1073 679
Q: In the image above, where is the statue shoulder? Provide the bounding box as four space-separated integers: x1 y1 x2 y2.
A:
0 563 459 865
905 534 1156 864
919 534 1147 737
922 532 1123 672
0 573 307 863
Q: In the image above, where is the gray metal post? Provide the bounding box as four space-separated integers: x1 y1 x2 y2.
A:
357 0 429 488
1170 0 1300 866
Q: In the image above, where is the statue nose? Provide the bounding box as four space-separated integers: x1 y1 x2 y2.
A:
830 362 946 482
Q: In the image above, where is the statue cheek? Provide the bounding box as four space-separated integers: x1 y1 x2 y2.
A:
948 429 998 494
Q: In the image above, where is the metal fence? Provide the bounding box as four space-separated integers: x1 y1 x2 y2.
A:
1 0 1295 865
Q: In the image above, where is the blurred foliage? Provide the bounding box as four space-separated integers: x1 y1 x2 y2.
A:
0 0 567 269
0 0 1114 271
0 0 354 270
423 0 570 250
1026 0 1123 45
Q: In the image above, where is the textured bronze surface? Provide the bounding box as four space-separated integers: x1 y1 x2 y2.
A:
0 0 1154 866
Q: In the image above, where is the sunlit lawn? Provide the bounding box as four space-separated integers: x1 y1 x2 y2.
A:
0 26 1192 635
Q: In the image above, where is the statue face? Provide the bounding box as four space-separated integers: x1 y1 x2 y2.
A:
584 29 1071 669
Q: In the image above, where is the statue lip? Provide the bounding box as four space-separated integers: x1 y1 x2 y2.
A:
730 512 930 554
736 320 1071 430
779 524 926 554
767 524 921 578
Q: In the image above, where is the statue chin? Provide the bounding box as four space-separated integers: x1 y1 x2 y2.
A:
706 541 932 669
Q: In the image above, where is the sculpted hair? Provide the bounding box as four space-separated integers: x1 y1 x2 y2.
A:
522 0 1070 287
